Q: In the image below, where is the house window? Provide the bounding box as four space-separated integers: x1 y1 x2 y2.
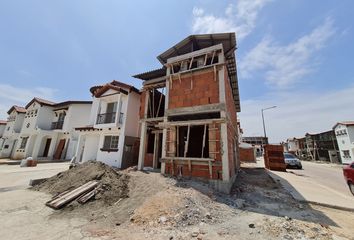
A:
343 150 351 158
106 102 117 113
20 137 29 149
101 135 119 151
177 125 209 158
58 112 65 122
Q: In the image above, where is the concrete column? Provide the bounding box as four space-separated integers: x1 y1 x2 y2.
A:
48 133 59 159
220 122 230 181
31 135 42 159
153 133 159 169
138 121 147 170
161 127 167 174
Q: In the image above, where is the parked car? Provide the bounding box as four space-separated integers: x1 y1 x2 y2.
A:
284 152 302 169
343 162 354 196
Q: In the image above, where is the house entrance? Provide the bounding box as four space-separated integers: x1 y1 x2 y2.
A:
43 138 52 158
54 139 66 159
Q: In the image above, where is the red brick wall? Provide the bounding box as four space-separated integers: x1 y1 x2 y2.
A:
164 163 222 180
168 70 219 109
139 91 146 119
240 148 256 162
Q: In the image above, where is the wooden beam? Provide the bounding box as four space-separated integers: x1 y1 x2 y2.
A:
46 181 99 209
155 87 164 118
184 125 190 158
201 124 207 158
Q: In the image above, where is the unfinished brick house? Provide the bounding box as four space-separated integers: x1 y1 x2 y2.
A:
134 33 241 193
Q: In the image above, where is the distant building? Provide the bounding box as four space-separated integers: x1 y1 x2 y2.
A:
242 136 268 157
286 138 300 153
242 136 268 146
0 120 7 151
0 106 26 159
333 121 354 164
304 130 339 162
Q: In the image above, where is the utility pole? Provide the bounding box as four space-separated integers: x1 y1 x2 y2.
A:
261 106 277 143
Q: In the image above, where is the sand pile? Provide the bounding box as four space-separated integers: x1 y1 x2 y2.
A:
33 161 130 205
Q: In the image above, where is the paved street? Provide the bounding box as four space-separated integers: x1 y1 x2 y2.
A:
266 160 354 210
0 162 70 190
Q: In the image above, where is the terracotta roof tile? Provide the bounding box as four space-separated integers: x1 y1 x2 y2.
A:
7 105 26 115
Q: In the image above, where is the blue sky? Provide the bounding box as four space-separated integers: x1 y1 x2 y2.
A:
1 0 354 142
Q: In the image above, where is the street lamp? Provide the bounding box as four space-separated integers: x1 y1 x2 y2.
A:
261 106 277 142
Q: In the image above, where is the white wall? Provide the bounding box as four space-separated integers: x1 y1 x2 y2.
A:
63 104 92 132
21 103 40 134
334 124 354 164
124 91 140 137
82 134 99 161
3 112 25 138
89 98 100 125
0 125 5 137
287 140 299 152
96 129 122 167
36 106 54 130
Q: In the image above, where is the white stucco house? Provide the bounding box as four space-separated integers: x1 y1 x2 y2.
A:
333 121 354 164
0 106 26 158
13 97 92 160
0 120 7 152
75 80 140 168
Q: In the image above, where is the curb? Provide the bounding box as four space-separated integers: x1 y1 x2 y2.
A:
0 160 70 165
298 199 354 213
265 169 354 212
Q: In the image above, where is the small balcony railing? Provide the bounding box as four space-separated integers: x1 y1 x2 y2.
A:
96 112 116 124
51 121 64 130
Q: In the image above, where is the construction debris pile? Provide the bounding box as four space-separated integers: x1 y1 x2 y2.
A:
33 161 130 208
29 162 351 239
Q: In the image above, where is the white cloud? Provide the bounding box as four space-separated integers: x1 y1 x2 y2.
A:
239 18 336 88
239 86 354 143
0 84 57 119
192 0 273 40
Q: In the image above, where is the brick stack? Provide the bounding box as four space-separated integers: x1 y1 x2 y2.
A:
264 144 286 171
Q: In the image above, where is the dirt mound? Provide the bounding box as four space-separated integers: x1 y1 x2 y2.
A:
33 161 129 205
130 179 230 228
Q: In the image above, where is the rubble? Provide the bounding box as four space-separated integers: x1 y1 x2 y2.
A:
33 161 130 206
28 163 353 239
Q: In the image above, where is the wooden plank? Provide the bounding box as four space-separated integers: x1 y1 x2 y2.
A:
46 181 99 209
162 157 214 162
184 125 190 158
77 188 97 204
155 87 164 118
201 124 207 158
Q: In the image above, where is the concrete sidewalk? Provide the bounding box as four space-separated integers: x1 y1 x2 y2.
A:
250 158 354 211
268 170 354 211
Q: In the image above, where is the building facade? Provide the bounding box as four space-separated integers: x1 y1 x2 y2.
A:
75 80 140 168
333 122 354 164
0 120 7 152
0 106 26 158
304 131 339 162
134 33 240 193
12 98 92 160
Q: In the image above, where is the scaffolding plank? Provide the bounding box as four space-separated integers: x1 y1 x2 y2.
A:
46 181 99 209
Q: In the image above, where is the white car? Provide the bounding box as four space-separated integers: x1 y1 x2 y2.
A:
284 153 302 169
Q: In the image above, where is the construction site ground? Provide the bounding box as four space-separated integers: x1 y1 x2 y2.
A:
0 162 353 240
